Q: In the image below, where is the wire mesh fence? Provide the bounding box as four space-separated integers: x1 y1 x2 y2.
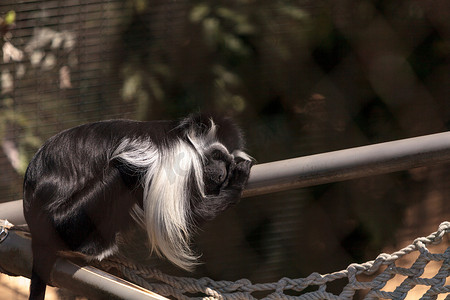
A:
0 1 449 298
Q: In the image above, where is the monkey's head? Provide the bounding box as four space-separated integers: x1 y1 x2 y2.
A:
176 114 253 226
181 113 252 196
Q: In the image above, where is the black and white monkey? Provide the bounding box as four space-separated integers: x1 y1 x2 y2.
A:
23 113 253 300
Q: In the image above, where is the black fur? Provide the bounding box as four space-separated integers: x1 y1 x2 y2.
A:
23 114 252 300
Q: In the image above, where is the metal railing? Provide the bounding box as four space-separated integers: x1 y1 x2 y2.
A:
244 131 450 197
1 131 450 299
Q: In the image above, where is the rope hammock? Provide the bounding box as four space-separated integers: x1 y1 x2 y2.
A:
95 221 450 300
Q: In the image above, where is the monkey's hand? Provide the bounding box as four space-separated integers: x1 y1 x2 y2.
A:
226 159 253 191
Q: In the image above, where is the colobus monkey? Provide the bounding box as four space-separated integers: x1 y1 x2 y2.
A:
23 113 253 300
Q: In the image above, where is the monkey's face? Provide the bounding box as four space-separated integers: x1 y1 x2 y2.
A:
203 146 233 195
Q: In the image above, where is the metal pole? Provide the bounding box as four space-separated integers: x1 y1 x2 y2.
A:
243 131 450 197
52 259 168 300
0 199 24 225
0 221 168 300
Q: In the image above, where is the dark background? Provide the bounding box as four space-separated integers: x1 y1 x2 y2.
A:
0 0 449 297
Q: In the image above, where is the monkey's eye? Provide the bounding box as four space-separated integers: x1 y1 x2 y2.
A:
210 149 225 160
204 150 224 167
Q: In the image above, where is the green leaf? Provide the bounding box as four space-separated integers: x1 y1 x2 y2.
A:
4 11 16 25
190 4 211 23
280 6 308 21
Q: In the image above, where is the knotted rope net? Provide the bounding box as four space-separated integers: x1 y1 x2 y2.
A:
98 221 450 300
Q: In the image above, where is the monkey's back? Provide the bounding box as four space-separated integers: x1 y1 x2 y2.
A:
23 119 174 256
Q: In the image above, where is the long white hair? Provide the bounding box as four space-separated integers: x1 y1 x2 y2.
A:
110 122 219 270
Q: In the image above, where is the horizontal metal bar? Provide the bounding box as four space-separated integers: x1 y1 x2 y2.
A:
0 199 25 225
2 132 450 221
243 131 450 197
52 259 168 300
0 222 168 300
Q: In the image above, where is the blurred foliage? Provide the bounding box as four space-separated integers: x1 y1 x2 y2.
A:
0 97 41 173
119 0 313 119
